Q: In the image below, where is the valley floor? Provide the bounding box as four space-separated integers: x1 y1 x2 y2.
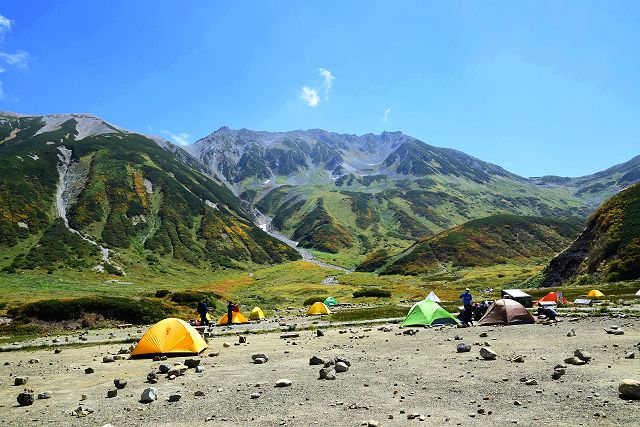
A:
1 317 639 426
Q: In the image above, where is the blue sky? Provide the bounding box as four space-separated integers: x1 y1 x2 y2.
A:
0 1 638 177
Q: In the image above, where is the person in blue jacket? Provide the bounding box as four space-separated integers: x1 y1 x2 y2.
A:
460 288 473 310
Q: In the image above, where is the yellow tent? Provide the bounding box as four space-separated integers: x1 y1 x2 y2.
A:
131 318 207 357
587 289 605 298
249 307 265 321
307 302 331 315
217 311 249 325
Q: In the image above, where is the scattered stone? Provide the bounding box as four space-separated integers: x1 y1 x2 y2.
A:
167 364 187 377
168 394 182 402
275 379 292 387
17 390 34 406
239 336 247 343
72 405 94 417
159 363 173 374
366 421 380 427
334 356 351 367
316 329 324 337
619 379 640 399
118 347 131 354
250 392 261 399
454 334 462 340
195 365 205 373
335 361 349 373
80 394 88 401
511 355 525 363
223 342 231 348
525 379 538 386
102 355 115 363
456 343 471 353
140 387 158 403
309 355 325 365
567 328 576 337
14 376 28 386
147 372 158 383
606 327 624 335
479 332 488 338
184 358 201 369
252 354 269 364
114 378 127 389
574 348 592 362
565 356 587 366
106 389 118 398
625 352 635 359
514 400 522 406
28 358 40 364
38 391 52 399
320 368 337 380
54 348 62 354
194 390 205 397
479 347 497 360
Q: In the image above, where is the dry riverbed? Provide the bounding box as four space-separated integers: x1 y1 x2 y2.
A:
1 317 639 426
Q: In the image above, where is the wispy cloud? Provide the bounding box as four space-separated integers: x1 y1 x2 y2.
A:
0 14 28 99
0 51 28 68
161 129 191 146
382 108 391 123
301 86 319 107
300 68 335 107
319 68 334 92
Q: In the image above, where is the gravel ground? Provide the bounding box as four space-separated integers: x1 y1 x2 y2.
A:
0 316 638 426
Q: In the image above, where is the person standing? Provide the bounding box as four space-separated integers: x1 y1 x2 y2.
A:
197 299 210 327
227 300 233 326
460 288 473 311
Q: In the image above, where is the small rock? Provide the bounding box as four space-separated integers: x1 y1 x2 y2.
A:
309 355 325 365
367 421 380 427
84 367 94 374
250 392 261 399
140 387 158 403
80 394 88 401
223 342 231 348
72 405 94 417
625 352 635 359
456 343 472 353
619 379 640 399
147 372 158 383
514 400 522 406
118 347 131 354
158 363 173 374
252 353 269 363
28 358 40 364
184 358 200 369
511 355 525 363
54 348 62 354
168 394 182 402
479 332 488 338
37 391 52 399
167 364 187 376
479 347 497 360
316 329 324 337
14 376 28 386
239 336 247 343
574 348 592 362
320 368 337 380
195 365 205 373
525 379 538 386
275 379 292 387
102 355 115 363
194 390 205 397
567 328 576 337
335 361 349 373
114 378 127 389
17 390 34 406
565 356 587 366
106 389 118 398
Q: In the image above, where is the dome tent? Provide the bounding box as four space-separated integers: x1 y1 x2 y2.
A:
307 302 331 315
401 300 458 327
323 297 338 307
249 307 265 320
131 318 207 357
587 289 605 299
478 299 535 326
424 291 442 302
217 310 249 325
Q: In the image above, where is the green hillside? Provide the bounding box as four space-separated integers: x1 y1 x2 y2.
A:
365 214 583 275
0 113 299 280
540 182 640 286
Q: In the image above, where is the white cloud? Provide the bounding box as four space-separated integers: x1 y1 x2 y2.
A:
161 130 191 146
319 68 334 92
0 14 11 37
301 86 319 107
382 108 391 123
0 51 28 68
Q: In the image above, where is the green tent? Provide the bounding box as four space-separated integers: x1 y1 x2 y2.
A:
401 300 459 327
324 297 338 307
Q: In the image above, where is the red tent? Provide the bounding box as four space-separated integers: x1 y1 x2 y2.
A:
537 291 568 305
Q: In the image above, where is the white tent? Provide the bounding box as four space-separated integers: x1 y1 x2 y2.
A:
635 289 640 297
425 291 442 303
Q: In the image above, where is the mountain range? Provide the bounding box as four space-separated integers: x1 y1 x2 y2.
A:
1 111 639 279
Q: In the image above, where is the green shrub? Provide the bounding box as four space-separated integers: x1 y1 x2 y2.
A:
303 296 327 306
170 291 220 308
155 289 171 298
353 288 391 298
13 297 170 325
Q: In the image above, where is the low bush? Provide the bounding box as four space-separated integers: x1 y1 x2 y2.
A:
303 296 327 306
12 297 170 325
353 288 391 298
170 291 220 309
154 289 171 298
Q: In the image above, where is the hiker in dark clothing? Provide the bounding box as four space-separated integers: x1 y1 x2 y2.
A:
538 306 558 321
197 299 210 327
227 300 234 326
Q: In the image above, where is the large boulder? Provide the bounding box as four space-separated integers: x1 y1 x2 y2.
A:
140 387 158 403
619 379 640 399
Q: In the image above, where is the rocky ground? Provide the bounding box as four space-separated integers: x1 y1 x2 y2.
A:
0 317 639 426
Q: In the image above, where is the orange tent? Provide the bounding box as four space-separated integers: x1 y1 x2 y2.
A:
131 318 207 357
537 291 568 305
